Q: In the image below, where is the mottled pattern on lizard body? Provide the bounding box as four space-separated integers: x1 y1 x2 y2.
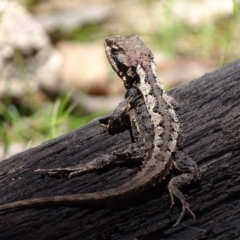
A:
0 35 200 226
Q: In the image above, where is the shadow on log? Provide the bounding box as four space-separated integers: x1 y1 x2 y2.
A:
1 60 240 239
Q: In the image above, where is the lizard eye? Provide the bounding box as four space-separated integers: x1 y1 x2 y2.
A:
111 45 118 55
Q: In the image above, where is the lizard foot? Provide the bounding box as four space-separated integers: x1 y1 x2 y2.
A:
168 171 198 226
173 199 196 227
34 166 87 178
168 151 200 226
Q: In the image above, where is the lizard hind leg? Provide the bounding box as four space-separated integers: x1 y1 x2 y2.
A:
168 151 200 226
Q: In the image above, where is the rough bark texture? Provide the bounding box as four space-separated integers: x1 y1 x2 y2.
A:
1 60 240 240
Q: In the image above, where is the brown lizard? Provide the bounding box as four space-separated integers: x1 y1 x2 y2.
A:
0 35 200 226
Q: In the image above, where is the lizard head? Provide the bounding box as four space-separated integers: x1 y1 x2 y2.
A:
105 35 153 89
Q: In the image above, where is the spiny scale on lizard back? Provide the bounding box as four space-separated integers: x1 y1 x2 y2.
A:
136 68 178 181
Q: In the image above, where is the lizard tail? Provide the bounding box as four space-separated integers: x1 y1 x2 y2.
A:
0 157 172 212
0 193 108 212
0 186 140 212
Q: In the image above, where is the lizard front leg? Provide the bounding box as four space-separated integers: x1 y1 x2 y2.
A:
35 141 148 179
35 154 118 178
102 99 131 131
103 90 140 132
168 150 200 226
35 94 140 178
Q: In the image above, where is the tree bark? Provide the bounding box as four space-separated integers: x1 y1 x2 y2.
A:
1 60 240 240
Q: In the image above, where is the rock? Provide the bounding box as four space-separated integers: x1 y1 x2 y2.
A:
34 5 113 34
0 1 63 98
56 41 125 95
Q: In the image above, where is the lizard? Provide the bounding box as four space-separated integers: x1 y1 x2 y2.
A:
0 35 200 226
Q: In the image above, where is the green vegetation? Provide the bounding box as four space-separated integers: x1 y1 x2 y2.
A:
140 0 240 64
53 23 106 43
0 93 106 158
19 0 43 8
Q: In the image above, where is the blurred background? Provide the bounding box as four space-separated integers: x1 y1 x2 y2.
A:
0 0 239 160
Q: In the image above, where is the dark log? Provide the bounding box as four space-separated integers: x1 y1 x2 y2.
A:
1 60 240 240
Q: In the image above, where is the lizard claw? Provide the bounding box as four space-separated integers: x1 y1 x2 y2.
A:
101 123 109 129
172 201 196 227
68 171 77 179
35 169 49 175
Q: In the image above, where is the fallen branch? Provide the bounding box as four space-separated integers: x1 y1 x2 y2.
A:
1 60 240 239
